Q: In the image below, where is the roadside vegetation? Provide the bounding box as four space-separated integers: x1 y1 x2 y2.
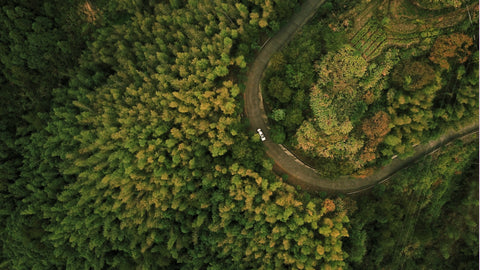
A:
0 0 477 269
0 0 352 268
262 0 478 177
345 135 479 269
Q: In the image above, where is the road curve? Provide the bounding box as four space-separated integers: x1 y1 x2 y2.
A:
244 0 479 193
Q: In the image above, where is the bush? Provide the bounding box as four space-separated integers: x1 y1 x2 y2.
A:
270 124 286 144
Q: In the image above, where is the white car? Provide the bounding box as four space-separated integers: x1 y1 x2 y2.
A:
256 128 266 141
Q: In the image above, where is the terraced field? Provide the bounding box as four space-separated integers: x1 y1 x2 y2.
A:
343 0 478 61
350 20 388 60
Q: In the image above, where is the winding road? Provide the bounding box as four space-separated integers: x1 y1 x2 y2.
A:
244 0 479 194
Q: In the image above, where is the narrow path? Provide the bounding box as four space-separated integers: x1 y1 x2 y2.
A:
244 0 479 194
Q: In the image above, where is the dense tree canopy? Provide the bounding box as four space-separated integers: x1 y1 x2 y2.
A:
262 0 478 175
0 1 354 269
0 0 477 269
346 137 479 269
429 33 473 70
294 46 398 171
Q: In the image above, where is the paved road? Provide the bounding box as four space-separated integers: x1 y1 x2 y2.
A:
244 0 479 194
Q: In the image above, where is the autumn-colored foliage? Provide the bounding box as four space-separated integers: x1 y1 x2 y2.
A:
392 61 436 91
0 1 354 269
347 140 479 269
362 90 375 104
429 33 473 70
362 111 391 141
294 47 398 167
359 150 377 163
359 111 391 163
323 199 336 213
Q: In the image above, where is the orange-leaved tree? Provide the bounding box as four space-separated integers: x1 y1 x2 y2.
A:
429 33 473 70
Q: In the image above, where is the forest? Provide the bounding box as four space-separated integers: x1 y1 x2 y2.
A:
0 0 478 269
263 0 479 176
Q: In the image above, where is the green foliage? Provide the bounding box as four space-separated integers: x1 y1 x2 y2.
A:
392 60 436 91
315 46 368 93
294 46 368 160
270 108 286 122
346 138 479 269
0 1 352 268
270 125 286 144
0 0 93 107
294 47 398 170
264 0 477 176
383 134 402 146
262 16 344 139
415 0 468 9
0 1 95 267
1 0 477 269
266 76 292 103
380 33 478 158
433 48 479 127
